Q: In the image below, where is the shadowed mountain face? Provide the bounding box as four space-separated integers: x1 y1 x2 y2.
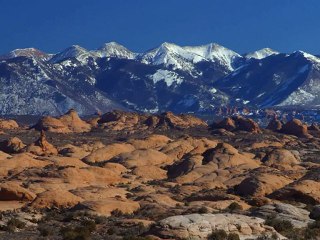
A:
1 42 320 115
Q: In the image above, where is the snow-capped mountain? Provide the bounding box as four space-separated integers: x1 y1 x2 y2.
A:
96 42 136 59
1 41 320 115
244 48 279 60
214 51 320 108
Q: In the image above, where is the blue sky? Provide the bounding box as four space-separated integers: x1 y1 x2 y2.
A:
0 0 319 54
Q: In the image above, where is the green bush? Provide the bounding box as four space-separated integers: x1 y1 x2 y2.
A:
227 202 242 212
227 233 240 240
4 218 26 232
198 206 209 214
208 229 228 240
265 217 293 233
38 224 54 236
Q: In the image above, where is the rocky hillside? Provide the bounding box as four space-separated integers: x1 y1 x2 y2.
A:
1 110 320 239
1 42 320 115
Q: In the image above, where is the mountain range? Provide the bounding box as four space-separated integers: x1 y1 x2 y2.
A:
1 42 320 115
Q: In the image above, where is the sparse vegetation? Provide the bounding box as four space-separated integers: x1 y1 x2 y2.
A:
227 202 243 212
3 218 26 232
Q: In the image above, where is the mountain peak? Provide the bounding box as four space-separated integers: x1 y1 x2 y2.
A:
0 48 50 61
245 48 279 60
50 45 93 63
97 42 136 59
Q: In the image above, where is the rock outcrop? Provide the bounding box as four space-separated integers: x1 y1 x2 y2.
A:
153 213 285 239
0 119 19 129
0 137 26 153
0 182 36 201
34 109 91 133
280 119 312 138
25 131 58 155
213 116 261 133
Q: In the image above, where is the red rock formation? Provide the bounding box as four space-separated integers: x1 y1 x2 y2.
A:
281 119 311 138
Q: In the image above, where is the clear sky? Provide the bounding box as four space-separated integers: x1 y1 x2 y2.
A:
0 0 319 55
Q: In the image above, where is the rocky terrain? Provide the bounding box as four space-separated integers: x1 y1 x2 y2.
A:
1 110 320 239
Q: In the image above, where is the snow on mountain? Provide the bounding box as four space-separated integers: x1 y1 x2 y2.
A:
137 42 241 76
148 69 184 87
245 48 279 60
50 45 99 64
3 41 320 115
96 42 136 59
183 43 241 70
0 48 51 61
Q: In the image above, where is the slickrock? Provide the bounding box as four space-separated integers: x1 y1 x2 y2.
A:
234 167 293 197
31 189 83 209
0 119 19 129
252 203 313 228
0 182 36 201
76 199 140 216
34 109 91 133
117 149 172 168
132 165 167 180
25 130 58 155
34 116 71 133
262 149 300 169
0 137 26 153
97 110 207 131
266 118 283 131
129 134 172 149
58 109 91 133
153 213 285 239
83 143 135 163
281 119 312 138
213 116 261 133
0 153 49 177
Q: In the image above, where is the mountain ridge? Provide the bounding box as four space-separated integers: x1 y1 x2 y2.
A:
1 42 320 115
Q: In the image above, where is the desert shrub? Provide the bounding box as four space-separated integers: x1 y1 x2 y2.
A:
38 224 55 236
123 237 152 240
93 215 107 224
4 218 26 232
81 219 96 232
111 209 124 217
227 233 240 240
227 202 242 212
198 206 209 214
208 229 228 240
264 217 293 234
107 227 118 235
60 226 91 240
60 220 96 240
